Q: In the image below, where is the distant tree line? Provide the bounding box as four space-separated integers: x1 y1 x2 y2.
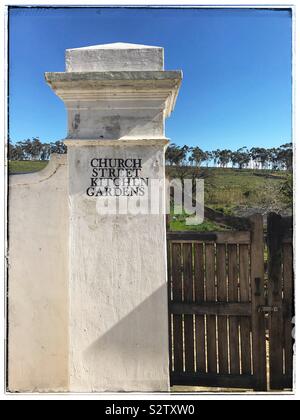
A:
166 143 293 171
8 138 67 161
9 138 292 171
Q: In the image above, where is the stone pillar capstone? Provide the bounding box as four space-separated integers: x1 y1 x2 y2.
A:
45 42 182 392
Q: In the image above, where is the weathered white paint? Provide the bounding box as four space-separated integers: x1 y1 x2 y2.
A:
45 71 181 140
8 155 69 392
66 42 164 72
46 42 182 392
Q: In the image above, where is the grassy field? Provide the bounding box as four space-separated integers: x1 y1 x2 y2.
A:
204 167 284 206
9 160 290 231
8 160 48 174
166 166 289 229
167 165 285 208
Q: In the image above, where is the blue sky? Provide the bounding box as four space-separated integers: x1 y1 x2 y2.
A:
9 7 292 150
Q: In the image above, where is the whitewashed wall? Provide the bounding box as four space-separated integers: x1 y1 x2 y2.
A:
8 154 69 392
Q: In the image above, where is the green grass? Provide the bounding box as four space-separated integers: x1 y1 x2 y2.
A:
203 167 284 207
8 160 48 174
176 166 286 207
170 218 225 232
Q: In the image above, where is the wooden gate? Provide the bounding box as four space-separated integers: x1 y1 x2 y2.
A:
167 213 294 391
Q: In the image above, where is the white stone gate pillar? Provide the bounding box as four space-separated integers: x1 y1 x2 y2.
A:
46 42 182 392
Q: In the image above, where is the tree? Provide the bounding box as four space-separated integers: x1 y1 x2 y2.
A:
217 149 232 168
190 147 207 167
277 143 293 171
268 147 280 170
250 147 269 169
232 147 251 169
8 138 67 161
41 143 51 160
204 151 212 167
166 143 181 166
50 141 67 155
212 149 220 167
8 141 25 160
30 137 44 160
180 145 190 166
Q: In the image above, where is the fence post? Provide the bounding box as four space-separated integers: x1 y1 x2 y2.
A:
250 214 267 391
267 213 284 390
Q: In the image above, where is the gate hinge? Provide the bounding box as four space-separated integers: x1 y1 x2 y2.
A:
258 306 280 313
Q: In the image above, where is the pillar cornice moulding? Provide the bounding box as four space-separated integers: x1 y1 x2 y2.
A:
64 138 170 147
45 71 182 118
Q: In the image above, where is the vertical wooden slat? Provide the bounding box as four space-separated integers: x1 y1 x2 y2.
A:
172 243 183 373
216 244 229 374
205 243 217 374
250 214 267 391
239 244 252 375
283 242 293 388
228 244 240 375
183 243 194 373
194 243 206 373
268 213 284 390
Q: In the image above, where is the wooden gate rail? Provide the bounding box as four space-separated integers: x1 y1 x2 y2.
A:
167 231 250 244
170 302 252 317
170 372 255 389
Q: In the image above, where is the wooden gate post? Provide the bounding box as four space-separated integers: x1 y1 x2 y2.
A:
250 214 267 391
267 213 294 390
267 213 284 390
